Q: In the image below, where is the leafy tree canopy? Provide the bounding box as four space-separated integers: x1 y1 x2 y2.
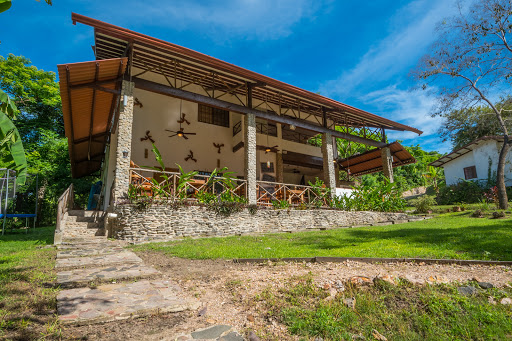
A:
0 54 63 148
439 99 512 150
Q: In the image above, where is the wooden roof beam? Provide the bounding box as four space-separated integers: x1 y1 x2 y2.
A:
133 77 386 148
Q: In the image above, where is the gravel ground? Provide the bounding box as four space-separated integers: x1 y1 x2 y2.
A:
127 252 512 340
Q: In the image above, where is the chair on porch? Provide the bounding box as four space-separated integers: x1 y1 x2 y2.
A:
129 161 153 196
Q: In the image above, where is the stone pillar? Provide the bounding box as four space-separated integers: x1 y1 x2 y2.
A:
244 113 257 205
381 146 394 183
321 132 336 199
113 80 135 203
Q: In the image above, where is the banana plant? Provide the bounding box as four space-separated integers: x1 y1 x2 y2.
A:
0 90 26 185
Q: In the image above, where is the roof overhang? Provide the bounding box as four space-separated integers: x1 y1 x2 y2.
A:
71 13 422 136
57 58 127 178
430 136 503 168
338 142 416 177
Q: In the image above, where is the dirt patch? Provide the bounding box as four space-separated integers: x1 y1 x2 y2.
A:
60 251 512 340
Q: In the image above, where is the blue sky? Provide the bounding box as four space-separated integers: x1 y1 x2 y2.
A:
2 0 460 153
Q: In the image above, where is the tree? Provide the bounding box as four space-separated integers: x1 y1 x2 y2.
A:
0 0 52 14
416 0 512 209
438 101 512 149
0 55 96 225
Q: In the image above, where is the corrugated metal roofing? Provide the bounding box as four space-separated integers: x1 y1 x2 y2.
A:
339 142 416 177
429 136 503 168
71 13 422 136
57 58 127 178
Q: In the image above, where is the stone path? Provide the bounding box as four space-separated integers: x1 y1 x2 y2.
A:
56 210 199 326
174 325 246 341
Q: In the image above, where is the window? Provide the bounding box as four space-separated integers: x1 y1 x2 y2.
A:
198 104 230 127
463 166 477 180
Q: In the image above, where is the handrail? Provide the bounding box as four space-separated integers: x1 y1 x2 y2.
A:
128 167 327 207
56 183 74 234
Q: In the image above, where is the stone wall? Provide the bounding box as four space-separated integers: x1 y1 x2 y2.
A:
111 204 420 242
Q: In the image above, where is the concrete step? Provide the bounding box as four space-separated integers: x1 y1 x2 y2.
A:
64 221 103 229
55 250 143 270
67 210 105 218
62 229 106 239
64 215 100 223
60 236 108 245
57 246 125 258
58 279 199 325
57 263 161 287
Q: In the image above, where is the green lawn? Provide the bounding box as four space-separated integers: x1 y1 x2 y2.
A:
132 212 512 261
254 274 512 341
0 226 59 340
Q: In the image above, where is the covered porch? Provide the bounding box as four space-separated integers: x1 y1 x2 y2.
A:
59 14 422 212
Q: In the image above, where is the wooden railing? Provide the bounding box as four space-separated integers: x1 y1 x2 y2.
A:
129 168 330 207
256 181 327 207
129 168 247 202
56 183 74 234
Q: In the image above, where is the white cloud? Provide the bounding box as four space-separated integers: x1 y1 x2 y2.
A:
361 85 452 153
108 0 324 41
319 0 457 98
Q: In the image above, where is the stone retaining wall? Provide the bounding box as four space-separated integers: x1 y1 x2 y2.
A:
110 204 421 242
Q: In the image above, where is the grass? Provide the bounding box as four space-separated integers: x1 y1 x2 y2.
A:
0 226 60 340
131 211 512 261
254 274 512 341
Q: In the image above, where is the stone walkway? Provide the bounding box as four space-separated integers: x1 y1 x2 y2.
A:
55 210 250 339
56 235 199 325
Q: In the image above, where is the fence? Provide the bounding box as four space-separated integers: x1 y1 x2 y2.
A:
129 167 328 207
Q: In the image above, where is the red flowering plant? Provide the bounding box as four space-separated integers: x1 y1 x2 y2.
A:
483 186 499 206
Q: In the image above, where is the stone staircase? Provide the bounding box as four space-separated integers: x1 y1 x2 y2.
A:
60 210 106 239
55 209 199 325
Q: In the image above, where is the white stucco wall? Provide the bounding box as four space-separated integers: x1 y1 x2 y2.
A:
129 87 326 182
443 139 512 186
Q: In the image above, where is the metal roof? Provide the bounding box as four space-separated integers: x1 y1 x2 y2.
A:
338 142 416 177
429 136 503 168
57 58 127 178
71 13 422 135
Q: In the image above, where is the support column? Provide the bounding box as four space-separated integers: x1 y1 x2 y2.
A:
321 132 336 199
244 113 257 205
381 146 394 183
276 152 284 183
276 123 284 183
113 80 135 203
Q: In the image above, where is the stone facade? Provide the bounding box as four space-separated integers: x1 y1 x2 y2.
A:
111 204 418 242
244 113 257 204
113 81 135 202
321 132 336 198
381 146 394 183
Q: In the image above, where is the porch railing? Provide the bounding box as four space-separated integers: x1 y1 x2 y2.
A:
129 168 247 202
256 181 328 207
129 168 328 207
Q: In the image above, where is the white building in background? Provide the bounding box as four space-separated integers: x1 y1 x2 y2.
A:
430 136 512 186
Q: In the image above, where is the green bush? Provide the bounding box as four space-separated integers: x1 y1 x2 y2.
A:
437 180 485 205
411 195 436 213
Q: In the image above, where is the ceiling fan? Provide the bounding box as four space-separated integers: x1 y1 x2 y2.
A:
166 98 196 139
263 145 279 153
165 125 196 139
263 119 278 153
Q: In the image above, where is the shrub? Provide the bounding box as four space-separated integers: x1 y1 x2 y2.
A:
437 180 485 205
471 209 484 218
411 195 436 214
492 211 505 219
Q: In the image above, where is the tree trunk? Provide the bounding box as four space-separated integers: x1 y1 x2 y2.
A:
497 135 510 210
